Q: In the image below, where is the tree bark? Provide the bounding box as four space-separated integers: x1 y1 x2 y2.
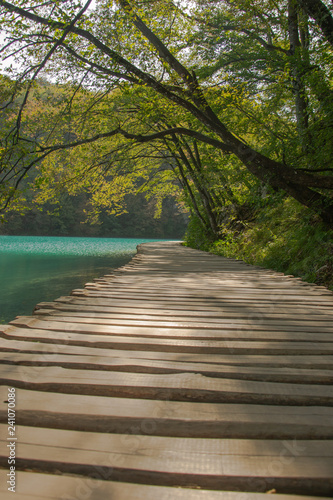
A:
288 0 310 143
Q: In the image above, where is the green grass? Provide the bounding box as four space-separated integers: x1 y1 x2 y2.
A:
185 197 333 290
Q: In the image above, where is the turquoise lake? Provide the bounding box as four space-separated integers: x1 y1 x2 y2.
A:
0 236 164 324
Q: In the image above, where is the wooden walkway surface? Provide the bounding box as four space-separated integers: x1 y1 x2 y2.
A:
0 241 333 499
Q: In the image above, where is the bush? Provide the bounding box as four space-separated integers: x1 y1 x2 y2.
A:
185 197 333 290
183 215 215 251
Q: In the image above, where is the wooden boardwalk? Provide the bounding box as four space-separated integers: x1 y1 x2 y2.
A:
0 240 333 499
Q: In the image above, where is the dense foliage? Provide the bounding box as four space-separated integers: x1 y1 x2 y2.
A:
0 0 333 273
184 197 333 289
0 191 188 237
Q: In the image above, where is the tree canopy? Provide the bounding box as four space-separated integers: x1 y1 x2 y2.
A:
0 0 333 237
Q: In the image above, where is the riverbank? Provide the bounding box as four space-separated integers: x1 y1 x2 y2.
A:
184 197 333 291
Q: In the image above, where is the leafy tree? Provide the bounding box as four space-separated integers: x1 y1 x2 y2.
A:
0 0 332 236
295 0 333 48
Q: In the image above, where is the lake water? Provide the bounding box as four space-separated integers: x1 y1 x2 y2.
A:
0 236 164 324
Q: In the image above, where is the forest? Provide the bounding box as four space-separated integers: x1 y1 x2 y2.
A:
0 0 333 287
0 190 188 238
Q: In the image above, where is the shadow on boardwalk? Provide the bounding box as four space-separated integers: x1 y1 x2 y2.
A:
0 241 333 499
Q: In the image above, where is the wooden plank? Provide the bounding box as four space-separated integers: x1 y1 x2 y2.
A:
1 387 332 439
0 364 332 405
0 426 332 495
3 325 333 356
109 272 322 283
7 317 333 341
1 471 330 500
35 300 333 320
72 289 333 303
101 272 330 284
89 276 327 288
32 309 333 333
84 279 333 293
82 283 333 295
1 337 333 369
53 294 333 313
103 273 325 283
1 352 333 384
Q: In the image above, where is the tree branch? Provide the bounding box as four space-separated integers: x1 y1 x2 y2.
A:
38 126 232 154
295 0 333 48
7 0 93 143
118 127 232 152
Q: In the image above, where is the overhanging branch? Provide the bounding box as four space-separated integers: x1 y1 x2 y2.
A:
38 126 232 154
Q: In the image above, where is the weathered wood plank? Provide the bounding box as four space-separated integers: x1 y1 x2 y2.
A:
89 275 328 287
1 336 333 369
82 283 333 296
52 295 333 314
1 471 330 500
87 280 333 293
7 316 333 341
1 364 333 405
1 352 333 384
3 324 333 356
71 289 333 304
0 426 332 495
1 387 332 439
35 300 333 320
32 309 333 333
2 336 333 369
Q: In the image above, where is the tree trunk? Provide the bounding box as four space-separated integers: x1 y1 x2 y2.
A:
295 0 333 48
288 0 310 144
